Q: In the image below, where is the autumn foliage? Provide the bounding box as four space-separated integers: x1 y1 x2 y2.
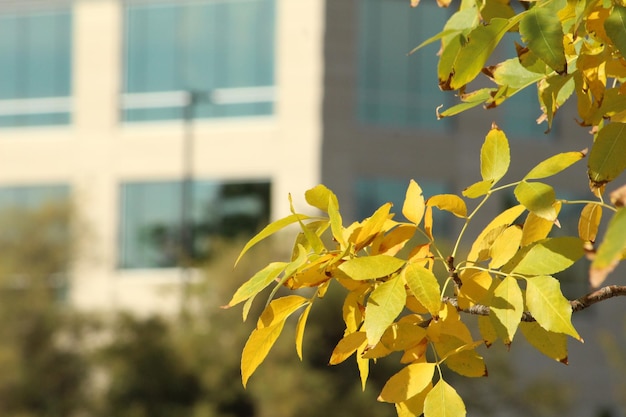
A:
226 1 626 416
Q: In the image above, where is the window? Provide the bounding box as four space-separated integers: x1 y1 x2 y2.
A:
0 9 72 127
122 0 276 122
357 0 450 130
119 180 270 269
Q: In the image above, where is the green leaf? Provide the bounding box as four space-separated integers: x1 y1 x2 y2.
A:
438 88 497 118
450 18 518 89
235 213 312 266
402 180 426 225
365 276 407 346
483 57 546 89
504 237 584 276
423 379 466 417
378 362 436 403
590 208 626 287
514 181 557 221
226 262 286 307
403 263 442 316
588 123 626 188
604 5 626 59
524 150 586 180
305 184 338 212
525 275 581 341
241 321 285 387
519 6 567 74
519 321 568 364
481 126 510 183
338 255 405 281
489 276 524 344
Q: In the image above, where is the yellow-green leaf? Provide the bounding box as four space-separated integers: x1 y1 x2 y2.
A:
444 347 487 378
305 184 338 212
590 208 626 287
467 205 526 262
226 262 286 307
241 321 285 387
450 18 515 89
328 194 346 248
588 123 626 188
514 181 557 221
295 303 313 360
519 6 567 74
235 214 312 266
365 276 407 346
378 362 436 403
578 203 602 242
258 295 308 328
604 5 626 59
504 237 584 276
403 263 442 316
489 276 524 344
329 331 367 365
356 203 392 249
426 194 467 218
481 126 510 183
489 225 523 269
338 255 405 281
519 321 568 364
403 180 426 225
524 151 586 180
525 275 581 340
483 57 544 89
521 204 561 247
423 379 466 417
462 179 494 198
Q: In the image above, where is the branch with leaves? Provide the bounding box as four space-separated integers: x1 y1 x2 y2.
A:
225 125 626 417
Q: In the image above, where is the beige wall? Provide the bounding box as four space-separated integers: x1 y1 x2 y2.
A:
0 0 325 313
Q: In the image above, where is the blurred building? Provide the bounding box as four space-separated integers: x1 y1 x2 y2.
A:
0 0 624 415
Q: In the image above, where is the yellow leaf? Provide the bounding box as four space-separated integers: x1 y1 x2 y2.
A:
378 362 436 403
435 336 487 378
304 184 339 212
478 315 498 347
489 225 523 269
328 194 346 248
429 303 473 344
521 202 562 246
489 276 524 344
424 379 466 417
424 206 434 240
426 194 467 218
403 180 426 225
400 339 429 363
338 255 405 281
467 205 526 262
403 263 442 316
362 340 393 359
590 208 626 287
395 384 433 417
342 289 366 333
241 321 285 387
381 322 427 351
329 331 367 365
295 303 313 360
357 342 369 390
481 126 510 183
519 321 568 364
578 203 602 242
365 276 407 346
462 179 494 198
523 151 586 180
378 224 417 256
514 181 557 221
258 295 309 328
356 203 393 250
504 237 584 276
525 276 581 341
457 270 493 309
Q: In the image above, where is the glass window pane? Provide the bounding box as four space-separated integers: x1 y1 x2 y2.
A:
358 0 450 131
119 180 271 269
0 10 72 128
123 0 275 122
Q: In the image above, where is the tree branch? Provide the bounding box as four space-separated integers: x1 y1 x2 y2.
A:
442 285 626 322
